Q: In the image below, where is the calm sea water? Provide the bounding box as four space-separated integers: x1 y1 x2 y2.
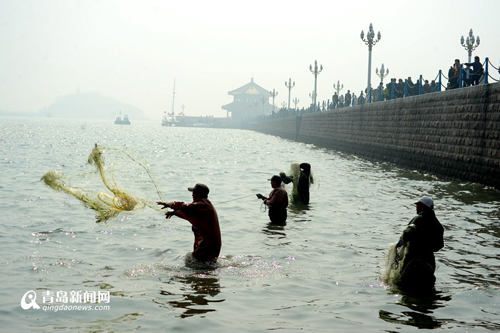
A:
1 117 499 332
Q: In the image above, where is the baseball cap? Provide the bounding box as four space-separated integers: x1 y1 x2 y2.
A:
268 175 282 182
187 183 210 197
414 196 434 208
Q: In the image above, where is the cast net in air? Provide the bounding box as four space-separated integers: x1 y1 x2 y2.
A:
41 144 163 222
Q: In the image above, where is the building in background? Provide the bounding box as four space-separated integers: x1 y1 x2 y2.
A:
222 78 273 121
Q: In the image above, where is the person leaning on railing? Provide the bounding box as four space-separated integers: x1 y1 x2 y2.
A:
345 90 352 106
463 56 484 86
447 60 460 89
454 59 463 88
430 80 438 92
423 80 431 94
407 77 417 96
358 91 364 105
396 79 404 97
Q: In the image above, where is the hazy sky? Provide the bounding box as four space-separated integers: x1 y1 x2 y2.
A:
1 0 499 118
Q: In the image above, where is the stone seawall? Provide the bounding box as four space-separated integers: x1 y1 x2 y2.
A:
252 83 500 189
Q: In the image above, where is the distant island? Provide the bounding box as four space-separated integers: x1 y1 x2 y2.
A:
0 92 149 120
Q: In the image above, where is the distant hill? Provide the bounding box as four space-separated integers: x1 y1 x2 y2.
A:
38 92 149 120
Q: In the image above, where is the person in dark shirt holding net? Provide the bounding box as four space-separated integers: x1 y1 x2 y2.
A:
279 163 313 205
396 196 444 293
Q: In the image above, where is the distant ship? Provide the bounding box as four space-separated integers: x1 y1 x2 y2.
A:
114 111 131 125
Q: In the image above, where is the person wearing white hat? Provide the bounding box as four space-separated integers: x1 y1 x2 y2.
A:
395 196 444 293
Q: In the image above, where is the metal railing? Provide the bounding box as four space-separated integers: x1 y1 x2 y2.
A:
259 56 499 120
361 56 498 103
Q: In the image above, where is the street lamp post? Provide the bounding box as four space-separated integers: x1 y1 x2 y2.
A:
333 80 343 96
333 80 343 108
309 60 323 112
293 97 299 112
269 89 278 113
375 63 389 84
285 78 295 112
309 91 315 110
360 23 381 104
461 28 480 63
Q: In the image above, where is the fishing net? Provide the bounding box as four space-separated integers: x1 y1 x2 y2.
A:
282 162 315 203
287 163 301 200
383 243 408 285
41 144 163 222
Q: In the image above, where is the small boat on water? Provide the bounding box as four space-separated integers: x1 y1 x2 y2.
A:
114 111 131 125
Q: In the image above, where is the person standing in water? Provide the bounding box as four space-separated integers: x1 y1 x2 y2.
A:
256 175 288 224
396 196 444 293
279 162 313 204
157 183 221 266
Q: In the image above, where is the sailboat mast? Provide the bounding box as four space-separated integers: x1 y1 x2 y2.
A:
171 78 176 122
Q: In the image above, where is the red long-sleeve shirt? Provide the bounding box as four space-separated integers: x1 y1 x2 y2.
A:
172 199 221 263
265 186 288 210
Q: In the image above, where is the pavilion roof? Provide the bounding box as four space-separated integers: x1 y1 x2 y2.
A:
228 78 270 96
221 102 233 110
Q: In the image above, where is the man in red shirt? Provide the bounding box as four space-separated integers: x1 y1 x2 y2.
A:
157 183 221 266
257 175 289 224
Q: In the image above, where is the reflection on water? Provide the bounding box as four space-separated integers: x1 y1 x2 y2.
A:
287 202 310 214
380 291 451 329
262 222 287 238
398 292 451 313
379 309 445 329
157 272 223 318
441 255 500 288
261 202 311 237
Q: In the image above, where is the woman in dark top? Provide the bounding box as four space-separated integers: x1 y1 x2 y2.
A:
280 163 313 204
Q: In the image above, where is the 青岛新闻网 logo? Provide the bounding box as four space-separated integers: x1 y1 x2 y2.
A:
21 290 40 310
20 289 111 311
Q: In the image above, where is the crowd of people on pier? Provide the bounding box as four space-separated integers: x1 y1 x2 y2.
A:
447 56 485 89
259 55 495 120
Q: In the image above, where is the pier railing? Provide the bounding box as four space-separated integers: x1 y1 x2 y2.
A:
367 57 499 103
260 57 499 119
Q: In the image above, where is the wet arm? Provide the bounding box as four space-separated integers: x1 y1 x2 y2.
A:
279 172 293 184
169 201 197 222
399 224 416 246
265 191 281 208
